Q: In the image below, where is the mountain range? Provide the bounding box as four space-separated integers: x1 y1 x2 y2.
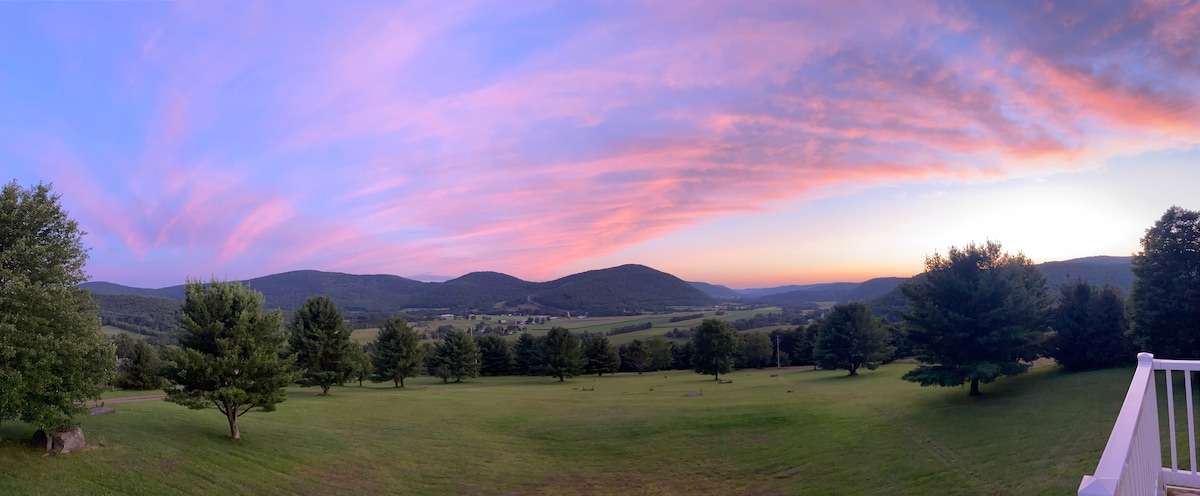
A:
88 256 1134 342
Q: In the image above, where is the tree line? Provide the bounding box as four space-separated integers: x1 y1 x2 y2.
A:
9 179 1200 444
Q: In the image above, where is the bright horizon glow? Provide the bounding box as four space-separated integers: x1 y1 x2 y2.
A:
2 1 1198 289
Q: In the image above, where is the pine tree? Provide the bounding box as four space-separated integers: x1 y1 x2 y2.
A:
370 317 424 387
513 333 539 375
1129 206 1200 357
477 334 514 376
536 327 586 381
901 241 1051 395
288 296 355 395
161 278 295 440
116 336 164 390
431 330 481 382
811 302 894 376
582 334 620 376
1048 281 1133 370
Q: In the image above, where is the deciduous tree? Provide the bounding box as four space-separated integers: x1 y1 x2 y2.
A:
900 241 1051 395
288 296 355 395
370 317 424 387
0 181 115 442
161 278 295 440
811 303 894 376
739 332 774 369
691 318 740 380
1129 206 1200 357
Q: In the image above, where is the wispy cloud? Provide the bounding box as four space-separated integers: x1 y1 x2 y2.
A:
2 0 1197 286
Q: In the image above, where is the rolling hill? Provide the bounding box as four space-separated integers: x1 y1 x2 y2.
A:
86 264 716 340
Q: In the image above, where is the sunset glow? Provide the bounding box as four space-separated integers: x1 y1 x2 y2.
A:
2 1 1198 288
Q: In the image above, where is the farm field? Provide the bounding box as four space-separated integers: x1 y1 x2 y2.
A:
0 362 1129 495
350 307 790 346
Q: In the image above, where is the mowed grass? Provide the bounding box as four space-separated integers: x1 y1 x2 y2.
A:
0 363 1131 495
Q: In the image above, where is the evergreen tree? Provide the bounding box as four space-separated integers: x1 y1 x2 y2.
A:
811 302 894 376
477 333 515 376
582 334 621 376
691 318 740 380
288 295 355 395
672 340 695 369
794 325 816 367
115 336 164 390
1129 206 1200 357
161 278 295 440
620 339 651 374
900 241 1051 395
536 327 586 381
1047 281 1133 370
513 333 540 376
0 181 115 441
370 317 424 387
431 329 481 382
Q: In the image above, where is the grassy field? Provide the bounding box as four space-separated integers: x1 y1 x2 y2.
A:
0 362 1129 495
348 308 791 346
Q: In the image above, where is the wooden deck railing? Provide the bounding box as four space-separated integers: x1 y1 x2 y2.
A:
1080 353 1200 496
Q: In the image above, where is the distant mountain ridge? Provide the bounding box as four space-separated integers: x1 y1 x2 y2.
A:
85 264 714 317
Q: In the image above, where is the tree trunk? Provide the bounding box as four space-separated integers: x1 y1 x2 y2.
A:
969 379 980 396
321 385 331 395
227 409 241 440
848 365 858 376
399 376 405 388
558 374 564 382
713 371 719 381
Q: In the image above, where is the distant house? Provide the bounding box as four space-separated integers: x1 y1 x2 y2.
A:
440 314 455 320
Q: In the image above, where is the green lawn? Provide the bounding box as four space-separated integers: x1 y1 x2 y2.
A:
0 363 1130 495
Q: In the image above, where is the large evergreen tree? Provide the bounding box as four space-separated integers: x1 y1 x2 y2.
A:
1047 281 1132 370
811 302 894 376
1129 206 1200 357
0 181 115 442
431 329 481 382
900 241 1051 395
691 318 740 380
161 278 295 440
582 334 621 376
288 295 355 395
619 339 651 374
535 327 586 381
477 333 515 376
513 333 539 376
115 335 164 390
370 317 424 387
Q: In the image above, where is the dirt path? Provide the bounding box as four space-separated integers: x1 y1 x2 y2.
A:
88 394 165 405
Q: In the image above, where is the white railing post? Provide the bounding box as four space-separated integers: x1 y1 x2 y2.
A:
1079 352 1163 496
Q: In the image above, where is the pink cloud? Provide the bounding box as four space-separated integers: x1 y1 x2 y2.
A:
10 0 1199 286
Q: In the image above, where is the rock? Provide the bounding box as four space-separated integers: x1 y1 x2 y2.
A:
30 426 87 454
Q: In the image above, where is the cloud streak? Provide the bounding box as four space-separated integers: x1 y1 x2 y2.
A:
2 0 1198 286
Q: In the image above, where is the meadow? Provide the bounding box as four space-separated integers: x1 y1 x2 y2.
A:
350 307 789 346
0 362 1129 495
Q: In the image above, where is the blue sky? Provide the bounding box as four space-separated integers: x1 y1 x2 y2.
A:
2 1 1198 288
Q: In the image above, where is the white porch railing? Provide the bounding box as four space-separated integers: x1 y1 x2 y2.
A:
1080 352 1200 496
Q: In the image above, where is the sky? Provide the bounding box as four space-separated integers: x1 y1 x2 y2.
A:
2 0 1199 289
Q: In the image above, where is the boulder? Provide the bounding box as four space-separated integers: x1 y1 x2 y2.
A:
30 426 87 454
